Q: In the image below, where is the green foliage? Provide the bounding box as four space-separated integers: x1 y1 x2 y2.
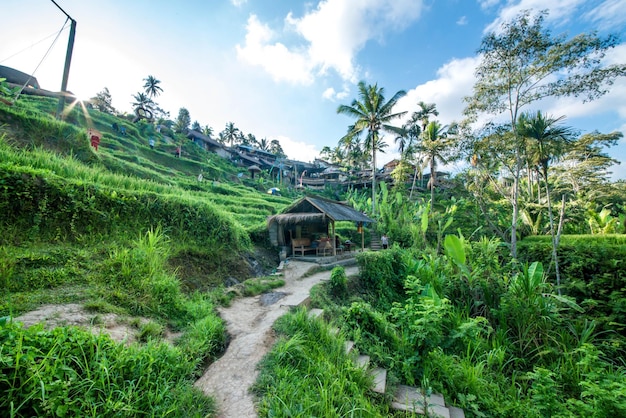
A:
355 248 406 308
0 320 215 417
329 266 347 297
254 308 385 417
518 235 626 332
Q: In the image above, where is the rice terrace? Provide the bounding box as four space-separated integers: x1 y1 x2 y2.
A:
2 2 626 417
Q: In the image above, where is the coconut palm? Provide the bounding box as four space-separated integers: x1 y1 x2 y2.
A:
419 121 457 210
132 92 153 109
257 137 270 151
399 117 424 199
414 101 439 132
337 81 406 214
222 122 240 147
517 110 575 291
143 75 163 98
202 125 214 138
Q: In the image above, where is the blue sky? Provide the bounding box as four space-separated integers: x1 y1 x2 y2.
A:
2 0 626 179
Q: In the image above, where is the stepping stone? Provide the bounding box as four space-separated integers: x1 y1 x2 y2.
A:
344 340 355 354
391 385 450 418
297 296 311 307
371 367 387 394
449 406 466 418
329 327 340 336
356 355 370 369
308 308 323 319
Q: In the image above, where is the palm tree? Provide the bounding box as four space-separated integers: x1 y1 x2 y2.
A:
414 101 439 132
338 126 365 170
143 75 163 98
419 121 457 210
132 92 153 109
202 125 214 138
398 117 423 199
257 137 270 151
337 81 406 214
222 122 240 147
517 110 575 292
131 92 154 122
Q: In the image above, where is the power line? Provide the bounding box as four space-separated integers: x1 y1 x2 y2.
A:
0 27 69 64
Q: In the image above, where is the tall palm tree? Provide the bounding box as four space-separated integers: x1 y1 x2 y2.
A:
143 75 163 98
338 126 365 170
414 101 439 132
398 117 423 199
222 122 240 147
517 110 575 292
337 81 406 214
419 121 457 210
257 137 270 151
202 125 214 138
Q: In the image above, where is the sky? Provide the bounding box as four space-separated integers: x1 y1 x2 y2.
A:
2 0 626 179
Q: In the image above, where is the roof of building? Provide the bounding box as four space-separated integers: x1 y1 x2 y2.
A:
267 196 374 226
186 129 223 148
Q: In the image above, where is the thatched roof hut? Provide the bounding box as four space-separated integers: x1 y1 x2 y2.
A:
267 196 374 255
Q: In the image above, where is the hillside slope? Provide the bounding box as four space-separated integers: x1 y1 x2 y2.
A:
0 95 294 316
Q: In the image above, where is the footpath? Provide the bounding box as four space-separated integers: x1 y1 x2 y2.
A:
194 261 358 418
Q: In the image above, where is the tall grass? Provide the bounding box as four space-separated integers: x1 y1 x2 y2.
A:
254 308 387 417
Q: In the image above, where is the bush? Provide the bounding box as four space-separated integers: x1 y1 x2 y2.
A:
518 235 626 332
356 247 407 308
329 266 347 297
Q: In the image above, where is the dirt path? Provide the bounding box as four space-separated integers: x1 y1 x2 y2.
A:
194 260 359 418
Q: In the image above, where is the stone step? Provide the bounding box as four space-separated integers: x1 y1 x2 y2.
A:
329 327 340 336
371 367 387 394
344 340 355 354
449 406 466 418
356 354 370 369
298 296 311 308
391 385 450 418
308 308 323 319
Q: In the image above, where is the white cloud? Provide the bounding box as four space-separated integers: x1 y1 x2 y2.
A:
585 0 626 30
398 56 481 125
322 84 350 101
478 0 500 10
230 0 247 7
236 15 315 85
276 135 320 163
236 0 425 85
456 16 469 25
484 0 586 33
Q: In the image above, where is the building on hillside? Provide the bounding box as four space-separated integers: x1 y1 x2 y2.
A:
186 130 231 159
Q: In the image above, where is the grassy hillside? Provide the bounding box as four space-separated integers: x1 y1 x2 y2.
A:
0 95 297 315
0 93 302 416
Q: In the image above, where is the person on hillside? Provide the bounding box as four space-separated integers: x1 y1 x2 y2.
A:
381 233 389 249
149 137 155 149
175 146 181 158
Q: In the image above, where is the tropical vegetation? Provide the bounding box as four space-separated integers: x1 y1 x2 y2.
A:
1 7 625 418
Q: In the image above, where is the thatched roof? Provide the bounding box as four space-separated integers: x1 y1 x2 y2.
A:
267 196 374 226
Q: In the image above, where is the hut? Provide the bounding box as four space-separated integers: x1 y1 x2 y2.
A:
267 196 374 257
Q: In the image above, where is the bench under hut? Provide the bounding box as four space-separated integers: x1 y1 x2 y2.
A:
267 196 374 257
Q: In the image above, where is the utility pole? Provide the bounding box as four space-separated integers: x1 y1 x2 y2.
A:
52 0 76 120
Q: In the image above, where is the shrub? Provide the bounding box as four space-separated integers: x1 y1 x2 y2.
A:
329 266 347 297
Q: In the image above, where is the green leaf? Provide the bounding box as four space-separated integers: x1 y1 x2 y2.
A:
444 234 466 266
528 261 543 282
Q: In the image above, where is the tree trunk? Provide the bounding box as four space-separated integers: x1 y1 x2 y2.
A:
543 165 561 295
409 165 419 200
430 159 435 211
372 147 377 214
